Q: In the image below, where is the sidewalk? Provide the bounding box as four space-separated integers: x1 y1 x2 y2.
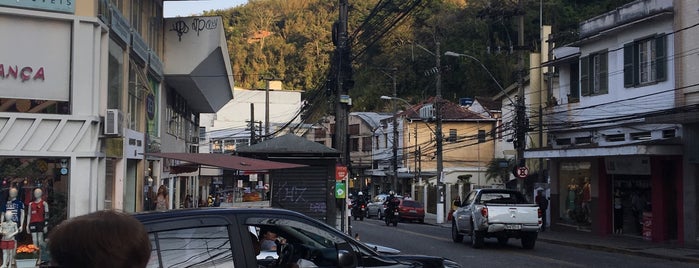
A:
424 213 699 264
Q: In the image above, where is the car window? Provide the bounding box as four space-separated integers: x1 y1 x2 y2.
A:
478 192 527 204
245 217 349 267
402 200 421 208
147 225 233 268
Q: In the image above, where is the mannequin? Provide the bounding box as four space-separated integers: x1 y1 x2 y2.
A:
0 188 24 233
0 211 18 268
27 188 49 247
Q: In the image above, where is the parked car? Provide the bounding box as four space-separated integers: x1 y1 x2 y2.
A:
451 189 541 249
367 194 402 219
135 208 461 267
398 199 425 223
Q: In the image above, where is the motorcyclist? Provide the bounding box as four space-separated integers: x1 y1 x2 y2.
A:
352 192 367 220
383 191 400 220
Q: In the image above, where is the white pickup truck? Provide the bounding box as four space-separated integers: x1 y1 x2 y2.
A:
451 189 541 249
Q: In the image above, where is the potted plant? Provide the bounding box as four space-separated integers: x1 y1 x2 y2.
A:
15 244 39 267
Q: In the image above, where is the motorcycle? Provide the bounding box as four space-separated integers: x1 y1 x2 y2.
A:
352 203 366 221
384 206 399 226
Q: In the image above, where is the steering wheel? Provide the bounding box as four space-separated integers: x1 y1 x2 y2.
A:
276 242 295 266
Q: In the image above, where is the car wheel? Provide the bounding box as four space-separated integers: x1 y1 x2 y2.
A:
451 222 464 243
497 237 509 246
471 223 484 249
521 232 537 249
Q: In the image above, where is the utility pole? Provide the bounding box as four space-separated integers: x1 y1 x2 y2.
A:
435 42 445 224
333 0 352 234
391 68 399 194
249 103 256 145
515 0 527 193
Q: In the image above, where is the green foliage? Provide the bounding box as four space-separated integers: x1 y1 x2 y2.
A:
485 157 514 185
207 0 634 114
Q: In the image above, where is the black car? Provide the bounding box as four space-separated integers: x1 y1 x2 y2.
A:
134 207 460 268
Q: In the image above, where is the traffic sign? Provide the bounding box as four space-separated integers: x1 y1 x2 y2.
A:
516 166 529 178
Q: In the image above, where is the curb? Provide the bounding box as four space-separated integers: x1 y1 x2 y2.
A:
538 238 699 264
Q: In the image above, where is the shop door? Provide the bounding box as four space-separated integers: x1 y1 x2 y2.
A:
124 159 138 213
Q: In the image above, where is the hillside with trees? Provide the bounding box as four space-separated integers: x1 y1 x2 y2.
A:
204 0 634 121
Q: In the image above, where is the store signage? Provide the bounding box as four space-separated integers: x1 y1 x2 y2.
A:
0 0 75 14
0 16 71 102
605 157 650 175
335 165 348 181
335 182 346 199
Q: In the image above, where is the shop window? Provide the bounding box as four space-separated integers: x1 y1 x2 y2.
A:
624 35 667 87
556 138 571 146
448 129 457 143
630 131 651 141
580 50 608 96
575 136 592 145
559 162 592 228
147 225 233 267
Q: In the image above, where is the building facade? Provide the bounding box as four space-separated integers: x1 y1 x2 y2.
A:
0 0 233 230
530 0 683 242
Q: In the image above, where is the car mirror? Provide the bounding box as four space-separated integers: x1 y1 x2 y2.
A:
337 250 355 268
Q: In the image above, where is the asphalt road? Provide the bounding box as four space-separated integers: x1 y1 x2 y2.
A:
351 218 696 267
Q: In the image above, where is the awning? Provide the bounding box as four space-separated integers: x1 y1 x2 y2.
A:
145 152 307 171
524 143 682 159
164 16 234 113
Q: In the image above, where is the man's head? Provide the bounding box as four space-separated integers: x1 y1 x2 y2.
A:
260 228 278 241
49 210 151 268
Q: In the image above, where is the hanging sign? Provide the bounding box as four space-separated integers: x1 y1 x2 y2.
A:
335 182 346 198
335 165 348 181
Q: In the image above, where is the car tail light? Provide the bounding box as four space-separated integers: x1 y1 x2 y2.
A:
481 207 488 218
538 208 542 218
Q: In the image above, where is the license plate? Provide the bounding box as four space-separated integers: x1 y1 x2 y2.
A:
409 210 416 213
505 224 521 230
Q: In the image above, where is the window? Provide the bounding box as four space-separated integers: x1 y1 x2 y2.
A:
448 129 457 143
384 134 388 148
350 138 359 152
147 225 233 267
349 124 360 135
362 137 372 152
108 40 124 109
568 62 580 102
624 35 667 87
375 136 379 149
478 130 486 143
580 51 608 96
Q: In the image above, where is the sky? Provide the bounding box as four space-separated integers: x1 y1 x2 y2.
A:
164 0 248 18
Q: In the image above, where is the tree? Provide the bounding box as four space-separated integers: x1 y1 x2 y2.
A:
485 158 514 185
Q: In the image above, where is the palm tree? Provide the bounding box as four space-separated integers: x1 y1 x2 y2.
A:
485 158 514 185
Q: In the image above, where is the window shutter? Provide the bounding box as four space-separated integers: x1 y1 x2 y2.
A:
623 43 634 87
633 43 640 85
580 56 590 96
655 34 667 82
599 52 608 94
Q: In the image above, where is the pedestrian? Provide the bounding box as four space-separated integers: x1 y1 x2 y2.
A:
614 189 624 234
535 190 548 231
48 210 151 268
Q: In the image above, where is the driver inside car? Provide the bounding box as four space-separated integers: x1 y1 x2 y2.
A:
256 227 319 268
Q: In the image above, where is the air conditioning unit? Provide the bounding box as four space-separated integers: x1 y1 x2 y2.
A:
104 109 124 136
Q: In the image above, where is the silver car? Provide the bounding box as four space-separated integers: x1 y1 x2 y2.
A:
367 194 401 219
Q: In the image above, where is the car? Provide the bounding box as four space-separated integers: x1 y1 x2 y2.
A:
134 208 461 268
397 199 425 223
367 194 402 219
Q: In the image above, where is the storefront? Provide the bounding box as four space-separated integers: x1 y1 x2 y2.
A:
532 147 684 242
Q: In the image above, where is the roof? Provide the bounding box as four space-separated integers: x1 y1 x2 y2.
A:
402 97 492 121
236 134 339 155
351 112 392 129
473 96 501 111
145 152 306 171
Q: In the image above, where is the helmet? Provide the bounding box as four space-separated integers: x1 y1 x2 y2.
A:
358 191 363 196
389 191 395 196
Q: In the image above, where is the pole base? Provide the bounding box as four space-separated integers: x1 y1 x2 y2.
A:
436 203 445 224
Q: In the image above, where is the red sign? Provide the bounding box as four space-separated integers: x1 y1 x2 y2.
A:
335 165 348 181
516 167 529 178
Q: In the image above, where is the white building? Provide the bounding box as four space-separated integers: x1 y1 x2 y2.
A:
529 0 682 241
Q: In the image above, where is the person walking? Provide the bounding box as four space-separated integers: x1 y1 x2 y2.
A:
535 190 548 231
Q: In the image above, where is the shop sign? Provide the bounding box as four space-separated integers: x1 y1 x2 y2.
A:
605 157 650 175
335 165 347 181
335 182 346 199
0 0 74 14
0 16 70 101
